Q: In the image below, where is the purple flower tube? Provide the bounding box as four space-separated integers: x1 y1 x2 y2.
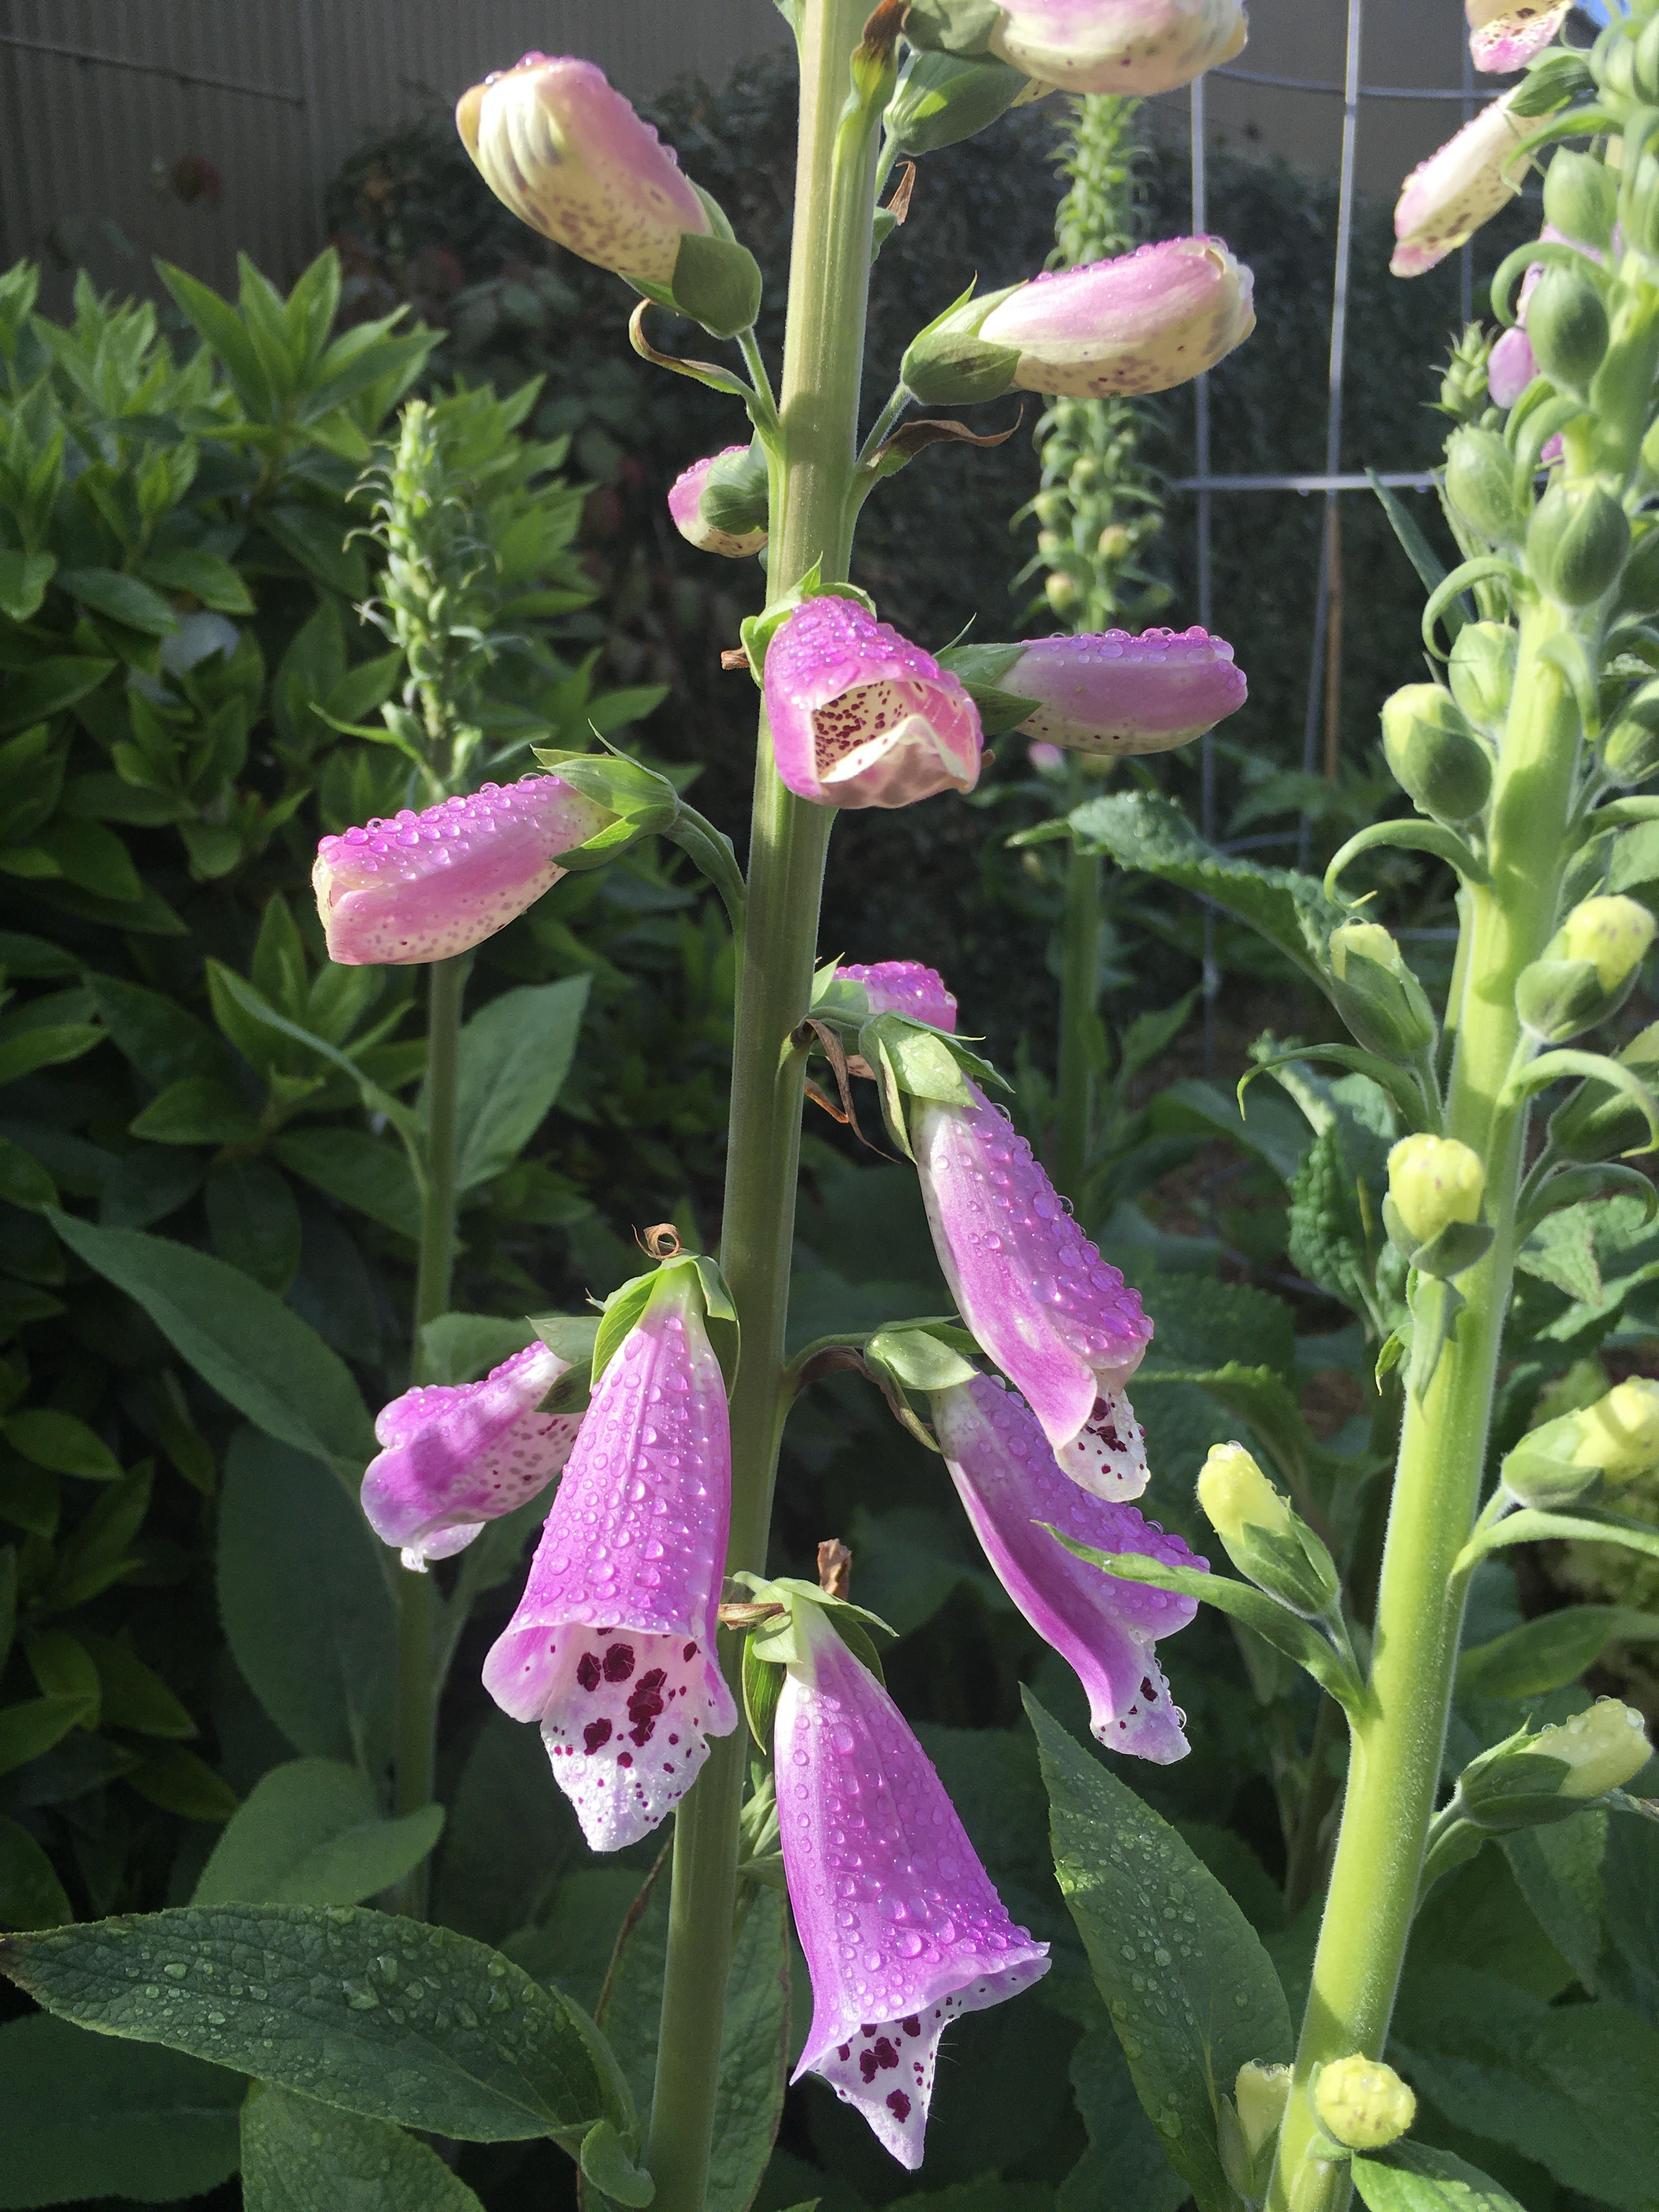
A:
482 1269 737 1851
764 598 983 810
976 236 1255 397
362 1342 582 1571
313 776 610 966
778 1598 1049 2168
933 1374 1202 1763
838 959 960 1032
1006 625 1247 755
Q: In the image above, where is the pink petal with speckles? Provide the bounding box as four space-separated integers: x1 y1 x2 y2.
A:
977 236 1254 398
482 1269 737 1852
1391 93 1526 278
838 961 960 1032
912 1082 1153 1493
778 1599 1048 2169
989 0 1247 96
1008 626 1246 753
763 598 983 810
1466 0 1571 75
313 775 610 966
933 1374 1201 1762
363 1342 581 1571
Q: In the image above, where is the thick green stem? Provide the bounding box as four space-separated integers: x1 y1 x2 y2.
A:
391 952 466 1911
1268 599 1580 2212
644 8 879 2208
1053 839 1102 1204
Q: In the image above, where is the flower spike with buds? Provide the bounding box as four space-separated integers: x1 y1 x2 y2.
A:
764 597 983 810
775 1594 1049 2168
362 1343 582 1571
668 444 770 558
313 776 612 965
1391 94 1526 278
1466 0 1572 76
482 1265 738 1851
1003 627 1246 755
913 1084 1153 1493
933 1374 1203 1762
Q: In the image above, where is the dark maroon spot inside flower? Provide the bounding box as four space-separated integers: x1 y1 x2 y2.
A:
860 2023 877 2036
576 1652 602 1692
683 1641 698 1661
1099 1426 1123 1450
887 2091 911 2121
859 2048 880 2083
603 1642 636 1683
668 1733 679 1746
838 2044 851 2061
872 2037 899 2070
583 1718 613 1753
618 1752 633 1767
901 2015 921 2036
1141 1676 1157 1701
627 1667 668 1745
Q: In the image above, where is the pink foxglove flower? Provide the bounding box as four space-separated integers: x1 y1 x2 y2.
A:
482 1270 737 1850
668 446 769 558
1007 625 1247 754
838 960 960 1031
313 776 609 966
778 1597 1049 2169
977 237 1255 397
933 1374 1201 1763
1487 324 1536 408
913 1083 1153 1495
764 598 983 810
1391 94 1525 278
456 54 709 286
362 1342 581 1571
987 0 1248 96
1466 0 1571 74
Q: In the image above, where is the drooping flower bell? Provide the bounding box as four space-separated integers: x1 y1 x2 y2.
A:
313 776 610 965
837 959 961 1031
1465 0 1571 75
667 444 769 558
482 1266 737 1851
776 1595 1049 2168
932 1374 1201 1762
456 54 710 287
912 1084 1153 1494
1005 626 1247 754
983 0 1248 95
362 1342 583 1572
764 597 983 810
1391 93 1526 278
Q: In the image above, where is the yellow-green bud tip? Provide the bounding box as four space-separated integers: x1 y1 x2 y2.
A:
1329 922 1403 983
1235 2062 1293 2159
1386 1134 1485 1246
1533 1696 1652 1799
1198 1442 1291 1548
1571 1376 1659 1481
1311 2056 1417 2151
1561 895 1655 992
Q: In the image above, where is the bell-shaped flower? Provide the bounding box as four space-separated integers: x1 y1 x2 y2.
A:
933 1374 1201 1763
777 1596 1049 2169
912 1083 1153 1494
362 1342 582 1571
313 775 610 966
1006 625 1246 754
838 960 960 1031
977 236 1255 398
456 54 709 287
986 0 1248 96
764 597 983 810
1391 93 1525 278
668 444 769 558
1466 0 1571 75
482 1268 738 1851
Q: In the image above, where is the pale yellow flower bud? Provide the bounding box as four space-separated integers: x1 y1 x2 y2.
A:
1329 921 1404 981
1312 2056 1416 2151
1235 2062 1293 2161
1561 894 1655 991
1198 1442 1291 1549
1568 1377 1659 1480
1386 1134 1485 1246
1532 1697 1652 1798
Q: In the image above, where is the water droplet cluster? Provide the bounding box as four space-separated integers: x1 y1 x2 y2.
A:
839 961 959 1032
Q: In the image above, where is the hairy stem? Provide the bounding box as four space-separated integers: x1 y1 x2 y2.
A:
644 7 881 2206
1267 597 1579 2212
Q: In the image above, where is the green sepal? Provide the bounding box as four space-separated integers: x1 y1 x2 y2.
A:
883 47 1031 157
588 1254 737 1394
1406 1273 1466 1399
1514 955 1618 1043
1382 1195 1493 1280
899 0 1005 59
897 281 1022 408
736 567 875 680
865 1324 979 1394
742 1631 785 1754
669 230 763 342
530 747 677 864
1509 46 1596 117
732 1572 894 1673
580 2118 655 2206
934 641 1042 736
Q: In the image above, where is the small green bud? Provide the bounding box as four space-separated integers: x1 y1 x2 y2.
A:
884 47 1031 156
1592 21 1638 105
1526 263 1610 393
1380 682 1493 821
1510 46 1595 119
1504 1376 1659 1506
1457 1700 1653 1831
1311 2057 1417 2152
1527 477 1631 607
1563 893 1656 991
1613 526 1659 623
1444 425 1524 544
1386 1134 1484 1246
1599 677 1659 786
1328 922 1437 1058
1197 1442 1341 1620
1635 10 1659 103
1515 955 1617 1042
1447 622 1517 736
1548 1019 1659 1160
1045 571 1078 614
1235 2063 1293 2162
1533 1697 1652 1797
1542 151 1620 253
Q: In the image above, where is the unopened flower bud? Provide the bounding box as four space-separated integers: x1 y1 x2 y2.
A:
1046 571 1079 614
1592 21 1639 105
1562 894 1655 992
1542 150 1619 253
1528 477 1631 608
1235 2063 1293 2162
1311 2057 1417 2152
1548 1020 1659 1160
1447 623 1516 737
1534 1698 1652 1798
1457 1699 1654 1831
1504 1377 1659 1506
1380 682 1493 821
1444 425 1523 544
1328 923 1437 1059
1526 262 1610 393
1097 524 1133 562
1600 677 1659 786
1392 94 1526 278
668 444 769 558
1197 1443 1341 1620
1636 10 1659 103
1386 1135 1485 1249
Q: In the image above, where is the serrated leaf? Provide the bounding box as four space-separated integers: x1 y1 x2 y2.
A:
240 2080 486 2211
1516 1205 1602 1304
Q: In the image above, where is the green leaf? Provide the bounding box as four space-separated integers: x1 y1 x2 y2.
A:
0 1815 71 1931
241 2080 487 2211
272 1128 422 1242
1136 1361 1362 1506
1457 1606 1659 1699
1463 1503 1659 1572
0 657 115 736
433 1712 583 1945
1352 2141 1528 2212
128 1744 240 1823
55 567 179 637
594 1858 789 2212
205 1156 304 1292
2 1407 120 1481
139 545 255 615
0 1696 91 1777
0 1022 102 1086
1058 2011 1189 2212
1024 1691 1292 2212
217 1430 394 1770
1501 1815 1607 1991
420 1312 537 1387
0 1901 623 2148
77 1629 198 1739
157 258 275 414
0 549 55 623
1516 1205 1602 1304
49 1212 376 1479
87 970 229 1090
1068 792 1345 992
0 2014 241 2207
450 978 590 1193
195 1758 441 1910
